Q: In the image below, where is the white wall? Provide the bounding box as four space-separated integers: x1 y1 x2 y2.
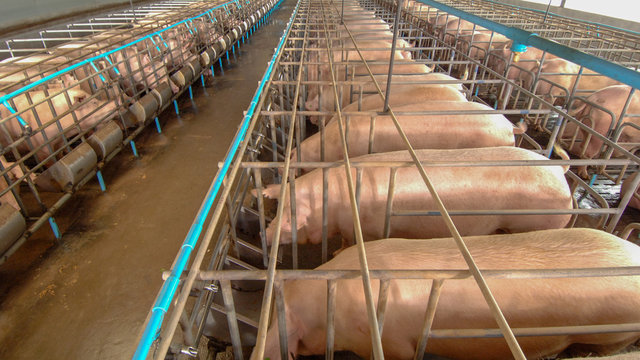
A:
0 0 140 33
510 0 639 23
496 0 640 33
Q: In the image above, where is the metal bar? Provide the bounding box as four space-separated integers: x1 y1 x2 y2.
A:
382 0 405 112
197 266 640 281
251 2 304 359
376 279 391 336
220 280 243 360
319 3 384 358
326 279 337 360
134 1 287 359
1 0 241 107
234 158 634 168
413 279 444 359
340 11 526 360
414 0 640 89
275 280 289 360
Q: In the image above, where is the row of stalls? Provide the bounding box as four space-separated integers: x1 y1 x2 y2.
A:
137 0 640 359
0 0 281 264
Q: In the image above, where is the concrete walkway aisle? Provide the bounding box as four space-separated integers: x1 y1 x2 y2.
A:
0 1 294 358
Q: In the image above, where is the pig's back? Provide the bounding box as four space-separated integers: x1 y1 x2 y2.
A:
320 228 640 271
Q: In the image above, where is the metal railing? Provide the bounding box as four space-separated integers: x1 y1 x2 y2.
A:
137 0 640 359
0 0 278 265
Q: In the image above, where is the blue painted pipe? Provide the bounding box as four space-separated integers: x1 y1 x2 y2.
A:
132 0 288 358
130 140 139 158
416 0 640 89
48 217 60 239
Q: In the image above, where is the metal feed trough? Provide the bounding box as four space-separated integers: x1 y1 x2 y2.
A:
0 0 279 264
137 0 640 359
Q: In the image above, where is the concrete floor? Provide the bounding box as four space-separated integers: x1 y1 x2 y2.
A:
0 1 293 358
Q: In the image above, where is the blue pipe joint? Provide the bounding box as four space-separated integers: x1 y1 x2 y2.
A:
511 42 527 53
510 41 528 62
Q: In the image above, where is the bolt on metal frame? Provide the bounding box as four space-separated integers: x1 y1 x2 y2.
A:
138 0 640 359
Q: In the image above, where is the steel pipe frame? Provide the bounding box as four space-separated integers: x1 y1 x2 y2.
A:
274 0 640 235
0 0 273 266
0 0 209 59
410 0 640 88
390 0 640 188
300 0 640 162
392 1 636 145
138 2 640 360
415 0 640 46
132 0 284 358
316 1 385 357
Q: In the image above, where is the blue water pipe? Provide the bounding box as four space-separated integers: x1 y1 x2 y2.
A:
132 0 288 358
416 0 640 89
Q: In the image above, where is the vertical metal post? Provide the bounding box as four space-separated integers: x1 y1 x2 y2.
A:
383 0 405 113
543 0 553 24
376 279 391 336
129 0 138 23
220 280 244 360
275 280 289 360
413 279 444 359
326 279 337 360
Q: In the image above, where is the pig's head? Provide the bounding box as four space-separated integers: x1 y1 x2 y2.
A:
305 93 320 125
258 184 313 245
71 89 118 130
168 78 180 94
487 45 510 76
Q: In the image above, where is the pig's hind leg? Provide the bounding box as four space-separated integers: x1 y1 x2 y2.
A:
256 310 303 360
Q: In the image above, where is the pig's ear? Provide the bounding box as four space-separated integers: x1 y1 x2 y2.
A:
70 90 87 103
305 94 319 111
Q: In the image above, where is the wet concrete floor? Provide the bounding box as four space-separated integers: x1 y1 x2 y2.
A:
0 1 294 358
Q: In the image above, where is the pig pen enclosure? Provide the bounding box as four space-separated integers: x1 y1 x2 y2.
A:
131 0 640 359
0 0 281 264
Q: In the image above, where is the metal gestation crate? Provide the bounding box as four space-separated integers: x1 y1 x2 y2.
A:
0 0 278 264
0 0 250 60
394 0 640 185
137 0 640 360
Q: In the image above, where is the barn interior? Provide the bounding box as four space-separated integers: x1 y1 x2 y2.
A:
0 0 639 359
